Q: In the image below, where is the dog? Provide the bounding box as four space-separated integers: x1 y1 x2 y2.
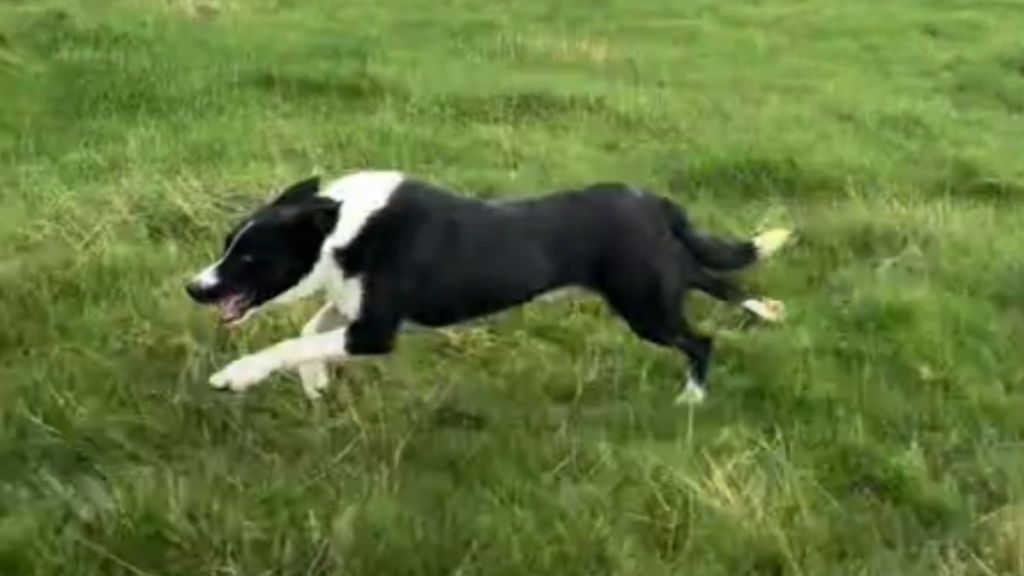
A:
185 171 790 404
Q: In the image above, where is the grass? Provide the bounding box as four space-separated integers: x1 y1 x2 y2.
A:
2 0 1024 573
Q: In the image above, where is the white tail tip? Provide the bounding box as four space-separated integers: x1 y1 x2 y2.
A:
753 228 792 259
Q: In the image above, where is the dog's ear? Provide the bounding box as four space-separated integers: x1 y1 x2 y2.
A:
306 196 340 234
271 176 321 206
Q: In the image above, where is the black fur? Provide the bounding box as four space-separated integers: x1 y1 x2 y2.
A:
331 178 757 390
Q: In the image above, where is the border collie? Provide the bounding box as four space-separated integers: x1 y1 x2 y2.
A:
186 171 790 404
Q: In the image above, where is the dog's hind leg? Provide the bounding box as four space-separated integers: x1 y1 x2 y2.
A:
692 273 785 323
298 303 349 399
619 312 713 406
600 274 716 406
671 322 713 405
740 297 785 323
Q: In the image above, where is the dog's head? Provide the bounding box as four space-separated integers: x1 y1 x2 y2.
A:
186 176 339 326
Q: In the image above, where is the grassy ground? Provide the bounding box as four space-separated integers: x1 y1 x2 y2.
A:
2 0 1024 573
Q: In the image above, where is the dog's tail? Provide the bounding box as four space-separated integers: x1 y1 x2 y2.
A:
658 197 790 271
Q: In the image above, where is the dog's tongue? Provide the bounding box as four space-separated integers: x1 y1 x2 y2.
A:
217 294 248 325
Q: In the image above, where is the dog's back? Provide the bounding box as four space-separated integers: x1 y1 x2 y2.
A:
351 180 709 326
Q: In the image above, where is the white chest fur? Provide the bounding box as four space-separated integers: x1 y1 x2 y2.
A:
324 273 364 321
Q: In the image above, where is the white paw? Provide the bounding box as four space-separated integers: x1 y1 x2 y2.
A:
298 362 330 400
742 298 786 323
753 228 792 259
209 355 276 392
674 378 707 406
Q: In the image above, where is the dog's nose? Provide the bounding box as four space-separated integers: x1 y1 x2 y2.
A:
185 281 205 302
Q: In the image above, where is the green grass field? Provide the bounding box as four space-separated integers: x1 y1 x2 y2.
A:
3 0 1024 573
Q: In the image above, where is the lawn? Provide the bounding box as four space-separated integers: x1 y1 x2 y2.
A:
2 0 1024 574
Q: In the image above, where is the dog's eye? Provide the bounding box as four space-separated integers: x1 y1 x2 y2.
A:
240 254 255 264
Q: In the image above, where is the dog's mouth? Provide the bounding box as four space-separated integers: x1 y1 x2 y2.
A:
216 294 253 326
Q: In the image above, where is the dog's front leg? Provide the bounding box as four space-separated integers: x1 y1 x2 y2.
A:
297 303 349 399
209 328 350 393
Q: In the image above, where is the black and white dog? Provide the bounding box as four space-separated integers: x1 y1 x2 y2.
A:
186 171 790 404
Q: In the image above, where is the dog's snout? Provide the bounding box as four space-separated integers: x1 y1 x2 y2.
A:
186 264 222 303
186 279 212 303
185 280 201 301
